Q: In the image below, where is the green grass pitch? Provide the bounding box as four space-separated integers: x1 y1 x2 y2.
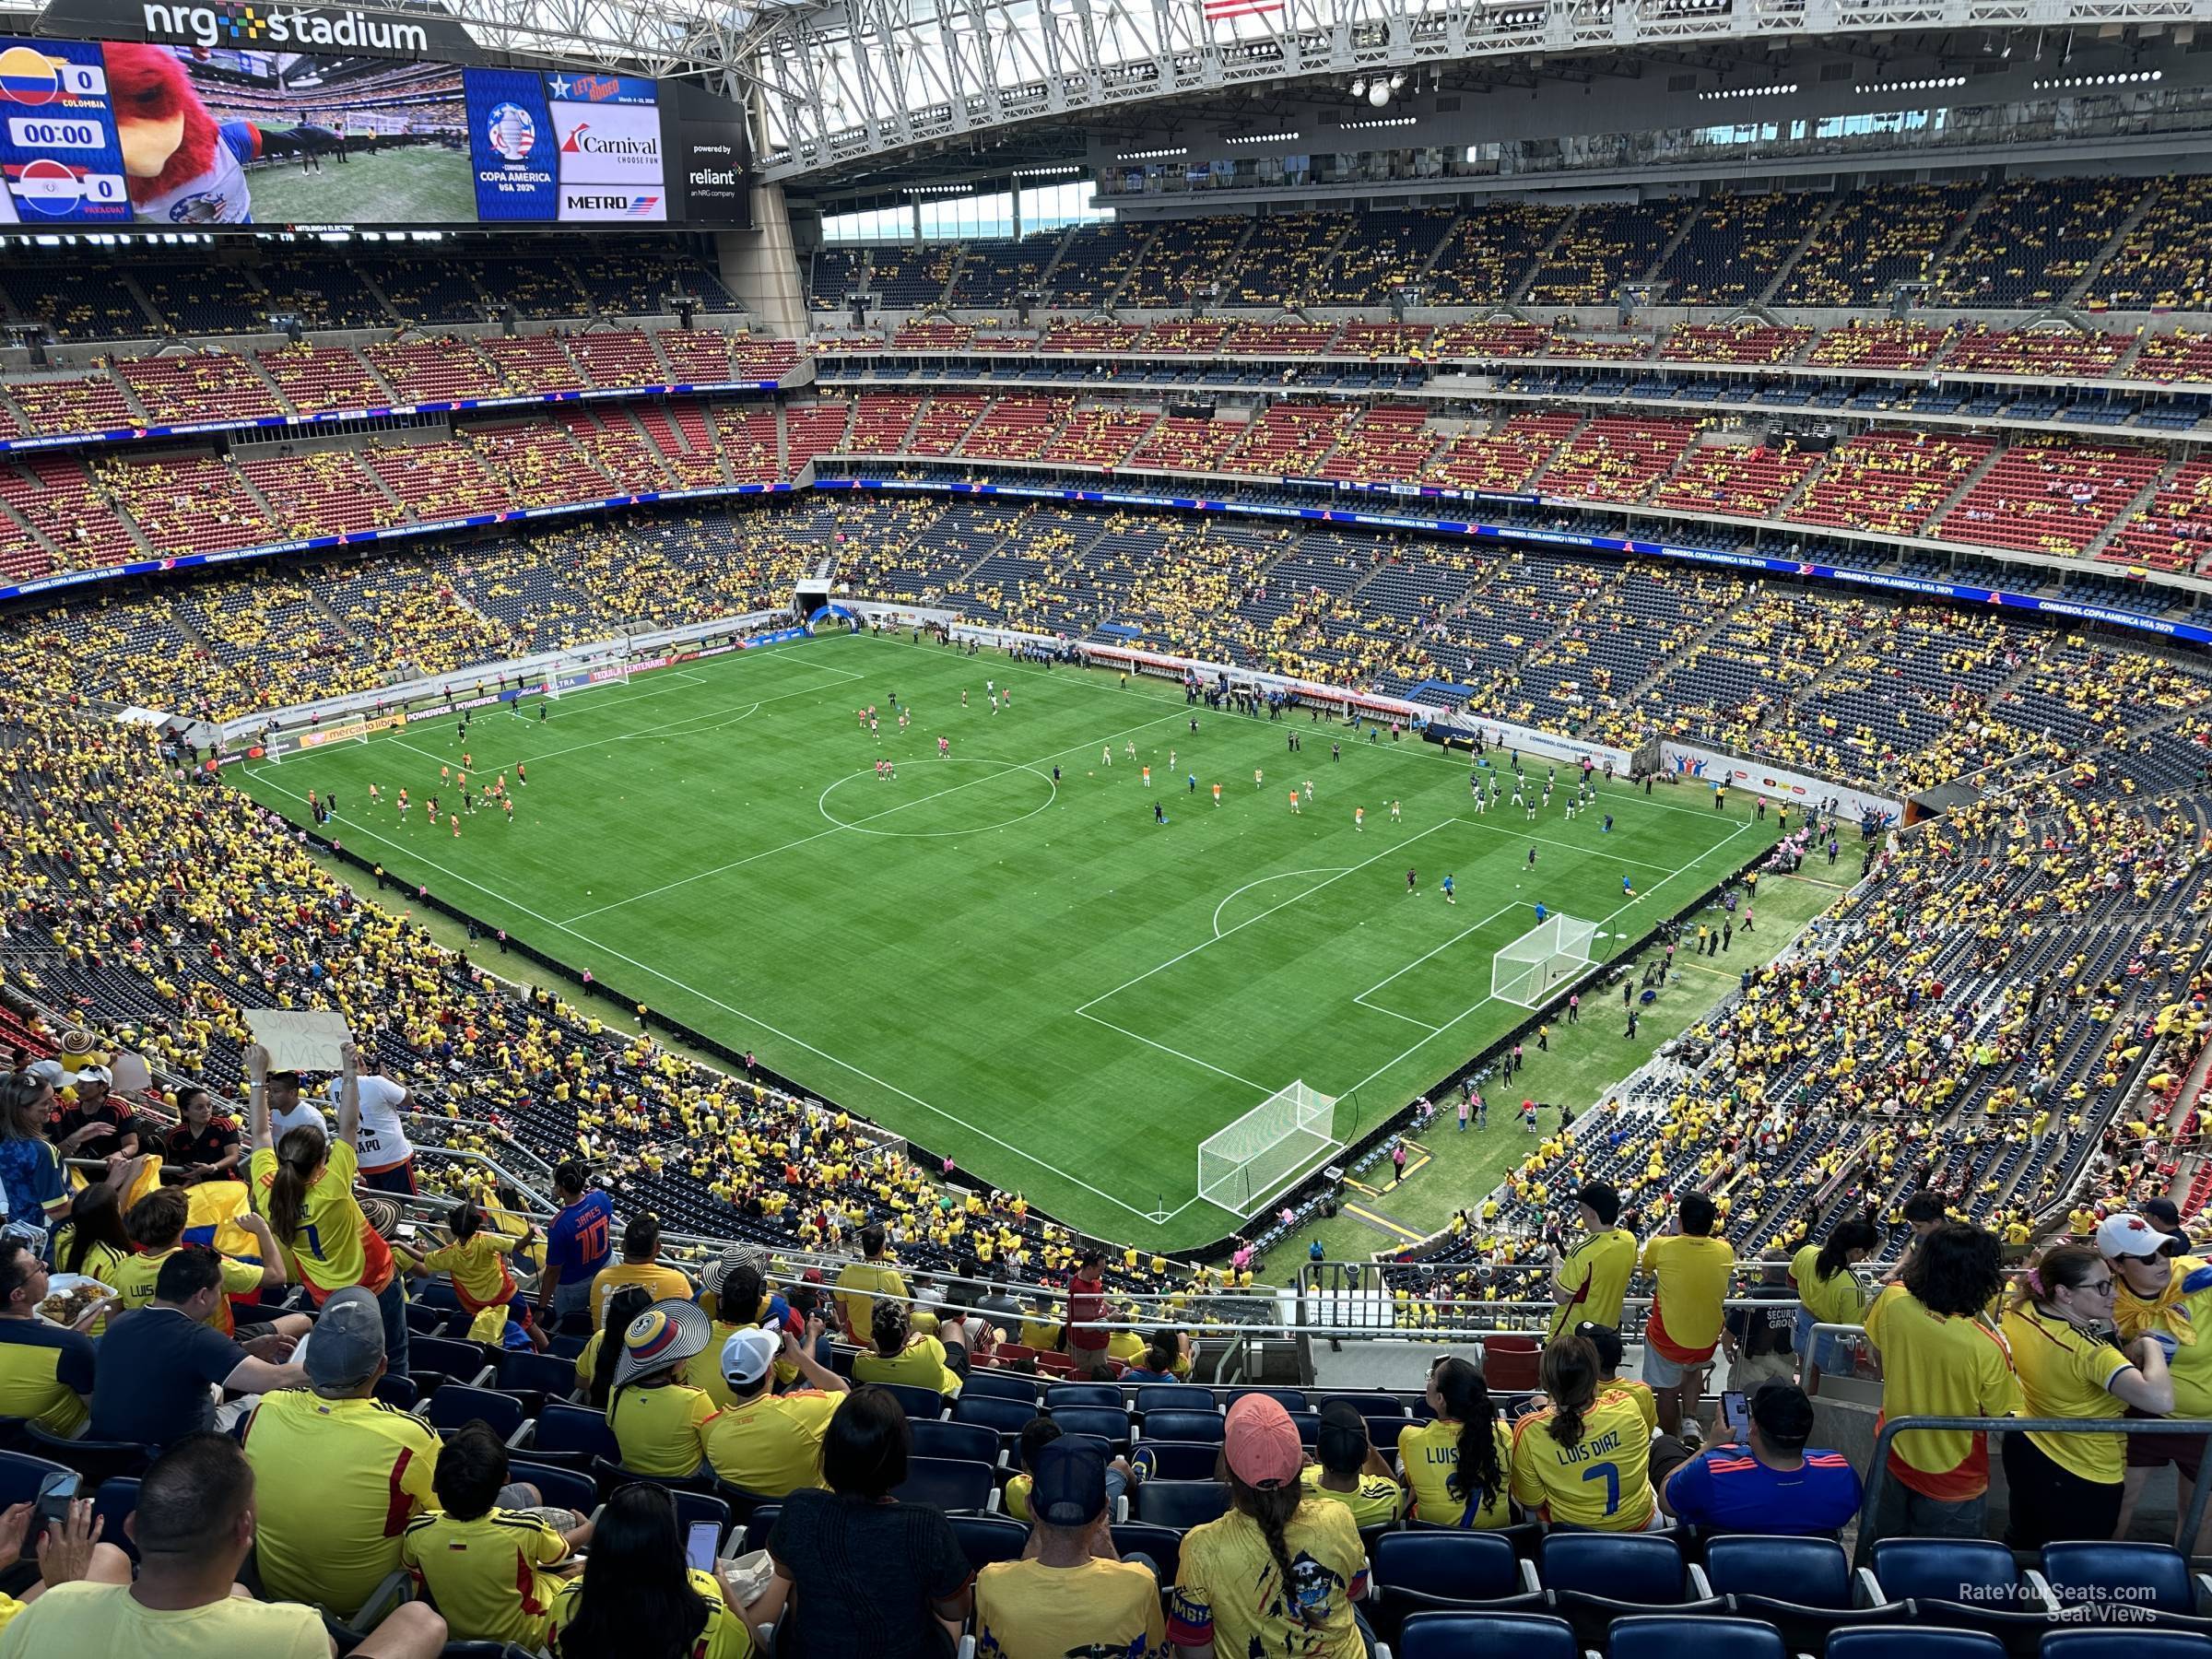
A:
242 142 476 228
237 631 1779 1249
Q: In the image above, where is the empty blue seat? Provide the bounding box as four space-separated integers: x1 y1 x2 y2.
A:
1045 1384 1123 1409
1704 1536 1855 1608
498 1348 582 1401
952 1394 1036 1436
963 1371 1041 1406
909 1418 1002 1465
1133 1479 1232 1530
1371 1530 1543 1639
0 1448 83 1509
1396 1611 1580 1659
1140 1410 1224 1445
1543 1533 1721 1649
875 1382 951 1422
1829 1630 2008 1659
529 1403 620 1465
893 1456 996 1513
2041 1632 2212 1659
1612 1615 1790 1659
1135 1385 1216 1415
1226 1387 1310 1413
408 1335 491 1383
1705 1533 1906 1648
1869 1537 2059 1649
2039 1543 2209 1620
1051 1406 1131 1447
421 1385 527 1441
1132 1441 1220 1482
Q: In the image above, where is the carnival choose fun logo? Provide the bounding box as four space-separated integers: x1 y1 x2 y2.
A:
139 2 431 53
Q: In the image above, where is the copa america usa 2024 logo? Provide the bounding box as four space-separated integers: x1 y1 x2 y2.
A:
488 102 535 161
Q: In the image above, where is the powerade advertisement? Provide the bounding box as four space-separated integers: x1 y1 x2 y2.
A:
0 29 744 229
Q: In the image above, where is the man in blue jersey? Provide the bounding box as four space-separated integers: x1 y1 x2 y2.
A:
533 1161 614 1333
1656 1380 1863 1535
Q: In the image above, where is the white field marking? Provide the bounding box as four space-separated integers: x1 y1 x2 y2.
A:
241 763 1171 1223
1328 816 1759 1105
617 702 760 739
817 760 1058 839
867 630 1783 826
1351 901 1520 1026
1210 868 1351 940
371 649 860 776
561 702 1193 924
1071 1009 1272 1092
1077 820 1460 1017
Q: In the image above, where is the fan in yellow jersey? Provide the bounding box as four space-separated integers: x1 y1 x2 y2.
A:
1166 1395 1370 1658
1304 1401 1408 1528
244 1041 409 1380
1789 1214 1881 1389
0 1435 448 1659
402 1422 594 1648
1639 1194 1736 1436
608 1300 721 1479
1395 1357 1512 1527
1999 1242 2171 1550
395 1199 548 1353
241 1284 444 1614
1579 1322 1660 1435
548 1484 762 1659
706 1322 854 1499
1861 1223 2020 1544
1510 1334 1660 1531
853 1300 962 1397
110 1186 304 1341
1548 1181 1638 1339
2105 1210 2212 1549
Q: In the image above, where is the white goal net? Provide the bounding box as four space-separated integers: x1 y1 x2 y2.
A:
1492 912 1598 1009
1197 1080 1339 1214
266 716 378 762
545 650 630 700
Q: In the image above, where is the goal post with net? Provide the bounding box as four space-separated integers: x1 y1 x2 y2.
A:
545 648 630 701
1197 1080 1340 1215
1491 912 1599 1009
265 715 382 762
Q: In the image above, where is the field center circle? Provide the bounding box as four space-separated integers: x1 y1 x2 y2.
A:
819 759 1057 838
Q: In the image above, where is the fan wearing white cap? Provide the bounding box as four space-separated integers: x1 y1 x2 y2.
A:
705 1307 851 1500
52 1065 144 1161
2100 1208 2212 1548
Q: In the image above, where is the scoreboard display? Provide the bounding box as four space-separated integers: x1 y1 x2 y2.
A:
0 31 748 230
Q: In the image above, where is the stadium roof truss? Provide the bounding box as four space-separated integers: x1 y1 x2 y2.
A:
731 0 2212 181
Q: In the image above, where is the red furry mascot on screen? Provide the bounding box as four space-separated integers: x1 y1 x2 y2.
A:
103 42 339 224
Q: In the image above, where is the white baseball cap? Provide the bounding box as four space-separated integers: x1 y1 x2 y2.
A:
2097 1212 2186 1261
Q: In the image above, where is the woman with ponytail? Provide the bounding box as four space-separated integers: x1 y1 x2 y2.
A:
244 1039 409 1378
853 1297 963 1397
1166 1394 1369 1658
1999 1242 2171 1548
1791 1211 1882 1386
1395 1355 1512 1526
1508 1333 1659 1531
580 1285 654 1409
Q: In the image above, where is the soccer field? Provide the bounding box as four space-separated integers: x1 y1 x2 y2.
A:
238 632 1777 1249
241 144 475 228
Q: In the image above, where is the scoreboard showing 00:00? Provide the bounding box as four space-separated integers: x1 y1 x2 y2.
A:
0 32 748 229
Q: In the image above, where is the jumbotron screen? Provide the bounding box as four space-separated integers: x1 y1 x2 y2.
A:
0 34 749 229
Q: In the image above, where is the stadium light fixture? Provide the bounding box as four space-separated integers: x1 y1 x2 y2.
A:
1349 77 1367 97
1116 146 1188 160
1225 129 1300 144
1369 81 1391 106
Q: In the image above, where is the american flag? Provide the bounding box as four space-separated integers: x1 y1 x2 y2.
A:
1204 0 1285 19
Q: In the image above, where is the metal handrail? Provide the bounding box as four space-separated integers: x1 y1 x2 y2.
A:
1855 1414 2212 1571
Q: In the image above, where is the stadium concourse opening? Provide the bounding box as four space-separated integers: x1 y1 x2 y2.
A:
240 629 1779 1250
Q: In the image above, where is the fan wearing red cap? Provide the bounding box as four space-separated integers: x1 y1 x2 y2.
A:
1164 1395 1370 1657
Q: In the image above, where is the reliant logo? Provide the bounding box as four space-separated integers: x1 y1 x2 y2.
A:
688 166 738 186
139 2 430 54
559 123 658 157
